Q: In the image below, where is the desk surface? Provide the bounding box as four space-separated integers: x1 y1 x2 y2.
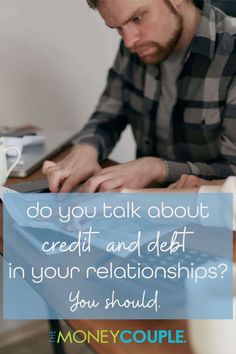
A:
1 148 235 354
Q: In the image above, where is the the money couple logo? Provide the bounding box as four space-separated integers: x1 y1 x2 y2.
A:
49 328 187 344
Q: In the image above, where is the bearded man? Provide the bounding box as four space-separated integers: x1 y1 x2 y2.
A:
43 0 236 192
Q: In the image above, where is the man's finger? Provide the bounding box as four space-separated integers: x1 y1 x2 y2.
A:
98 177 123 192
42 160 57 174
47 175 62 193
167 183 176 189
59 176 81 193
80 173 114 192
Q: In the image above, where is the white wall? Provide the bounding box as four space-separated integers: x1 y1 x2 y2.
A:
0 0 135 162
0 0 135 334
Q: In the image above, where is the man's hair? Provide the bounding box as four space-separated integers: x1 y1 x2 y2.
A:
86 0 199 10
86 0 98 9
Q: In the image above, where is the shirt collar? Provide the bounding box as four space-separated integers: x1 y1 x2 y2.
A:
188 0 216 60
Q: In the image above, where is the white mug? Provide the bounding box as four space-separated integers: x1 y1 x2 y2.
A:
0 143 21 185
188 263 236 354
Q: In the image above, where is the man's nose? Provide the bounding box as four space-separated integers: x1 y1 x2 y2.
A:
122 26 140 50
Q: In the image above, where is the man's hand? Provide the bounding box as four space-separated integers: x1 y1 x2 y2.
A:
168 174 222 189
80 157 167 192
42 144 101 192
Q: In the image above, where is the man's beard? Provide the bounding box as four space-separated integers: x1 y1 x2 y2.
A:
133 13 183 65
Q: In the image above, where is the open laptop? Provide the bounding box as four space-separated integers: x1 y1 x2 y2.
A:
7 129 78 177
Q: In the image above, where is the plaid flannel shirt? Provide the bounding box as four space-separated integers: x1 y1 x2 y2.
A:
76 0 236 183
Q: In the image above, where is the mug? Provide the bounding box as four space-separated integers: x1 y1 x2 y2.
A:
188 263 236 354
0 142 21 185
